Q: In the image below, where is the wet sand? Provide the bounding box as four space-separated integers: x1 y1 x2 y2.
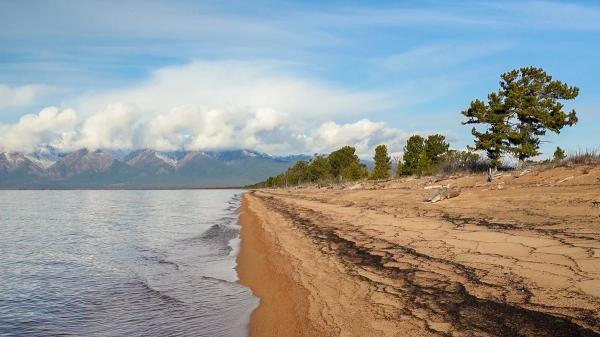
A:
237 165 600 336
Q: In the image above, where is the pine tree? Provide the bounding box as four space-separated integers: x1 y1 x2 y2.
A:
462 93 512 168
424 134 450 165
328 146 361 181
400 135 425 175
462 67 578 166
370 144 391 180
501 67 578 161
553 146 566 161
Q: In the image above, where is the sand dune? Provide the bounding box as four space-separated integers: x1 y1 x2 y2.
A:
237 165 600 336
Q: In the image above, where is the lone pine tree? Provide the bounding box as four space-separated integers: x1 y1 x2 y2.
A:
462 67 578 166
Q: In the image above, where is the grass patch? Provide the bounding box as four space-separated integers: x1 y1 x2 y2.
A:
564 148 600 166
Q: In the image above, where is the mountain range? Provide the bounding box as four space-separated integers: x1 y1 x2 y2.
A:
0 146 309 189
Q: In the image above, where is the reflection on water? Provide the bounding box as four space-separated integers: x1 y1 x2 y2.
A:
0 190 257 337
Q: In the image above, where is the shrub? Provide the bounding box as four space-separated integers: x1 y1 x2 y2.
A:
438 150 487 174
553 147 566 161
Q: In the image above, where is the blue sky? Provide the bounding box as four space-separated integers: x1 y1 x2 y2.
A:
0 0 598 157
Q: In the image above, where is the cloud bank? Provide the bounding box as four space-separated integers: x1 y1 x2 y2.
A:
0 61 410 157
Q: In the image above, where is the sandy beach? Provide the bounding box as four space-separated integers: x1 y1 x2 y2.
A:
237 165 600 337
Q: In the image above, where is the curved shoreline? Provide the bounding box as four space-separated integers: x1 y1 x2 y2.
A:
236 192 322 337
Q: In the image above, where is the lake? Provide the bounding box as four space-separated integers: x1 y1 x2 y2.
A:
0 190 257 337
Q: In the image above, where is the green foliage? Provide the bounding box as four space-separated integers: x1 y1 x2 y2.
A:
307 155 331 181
328 146 361 181
399 135 425 176
342 161 368 181
463 67 579 165
417 151 435 176
424 134 450 165
395 160 404 177
370 144 391 180
258 145 366 188
287 160 309 185
462 94 512 167
553 146 566 161
399 134 450 176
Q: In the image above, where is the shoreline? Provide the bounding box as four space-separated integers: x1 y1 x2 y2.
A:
236 192 323 337
236 165 600 336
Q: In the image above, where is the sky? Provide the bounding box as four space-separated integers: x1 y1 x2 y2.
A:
0 0 599 158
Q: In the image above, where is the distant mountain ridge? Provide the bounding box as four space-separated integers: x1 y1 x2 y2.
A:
0 147 310 189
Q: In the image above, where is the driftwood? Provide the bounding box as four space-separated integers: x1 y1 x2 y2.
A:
424 186 461 203
556 176 574 184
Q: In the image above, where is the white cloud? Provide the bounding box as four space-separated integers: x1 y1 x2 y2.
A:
74 60 390 118
0 107 77 152
308 119 410 157
0 84 55 109
142 105 238 151
0 60 411 157
73 103 142 150
0 105 409 158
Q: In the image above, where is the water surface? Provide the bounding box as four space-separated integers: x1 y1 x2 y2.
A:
0 190 257 337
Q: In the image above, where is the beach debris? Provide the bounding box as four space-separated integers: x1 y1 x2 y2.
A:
347 183 363 190
424 186 460 203
556 176 574 184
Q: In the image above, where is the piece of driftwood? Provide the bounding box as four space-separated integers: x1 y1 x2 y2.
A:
424 186 461 203
556 176 574 184
347 183 363 190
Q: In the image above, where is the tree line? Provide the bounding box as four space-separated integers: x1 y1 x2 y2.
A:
256 135 470 188
257 146 369 188
255 67 579 188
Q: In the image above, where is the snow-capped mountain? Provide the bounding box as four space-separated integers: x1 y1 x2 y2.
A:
0 148 310 189
24 144 65 169
0 152 46 177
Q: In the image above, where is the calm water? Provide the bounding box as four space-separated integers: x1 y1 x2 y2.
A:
0 190 257 337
